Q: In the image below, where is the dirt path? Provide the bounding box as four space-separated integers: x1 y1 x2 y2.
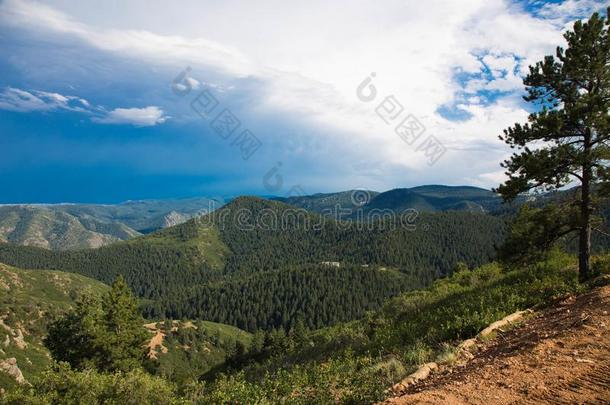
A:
147 330 167 359
384 285 610 405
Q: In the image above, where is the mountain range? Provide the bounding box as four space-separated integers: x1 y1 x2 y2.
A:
274 185 505 217
0 195 506 331
0 197 223 250
0 185 511 251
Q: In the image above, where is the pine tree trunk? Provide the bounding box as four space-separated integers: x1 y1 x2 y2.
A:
579 129 592 283
578 191 591 283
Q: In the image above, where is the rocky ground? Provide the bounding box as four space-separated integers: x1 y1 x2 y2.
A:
385 283 610 404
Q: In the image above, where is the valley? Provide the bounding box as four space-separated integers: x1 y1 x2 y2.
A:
0 195 506 331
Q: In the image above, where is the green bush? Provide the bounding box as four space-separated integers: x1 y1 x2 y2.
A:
1 363 182 405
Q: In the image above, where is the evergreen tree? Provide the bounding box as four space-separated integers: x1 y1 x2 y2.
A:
45 295 104 370
45 276 148 372
98 276 149 372
250 330 265 354
496 9 610 281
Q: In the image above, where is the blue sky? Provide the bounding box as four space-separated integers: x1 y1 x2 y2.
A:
0 0 606 203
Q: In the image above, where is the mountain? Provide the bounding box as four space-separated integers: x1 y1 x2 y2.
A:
0 205 140 250
0 196 506 332
0 185 533 253
272 190 380 215
55 197 223 233
0 263 108 388
274 186 505 216
0 197 224 250
362 185 502 214
189 251 592 403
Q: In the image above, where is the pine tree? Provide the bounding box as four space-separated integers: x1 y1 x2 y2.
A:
45 294 104 370
98 276 149 372
497 9 610 281
45 276 148 372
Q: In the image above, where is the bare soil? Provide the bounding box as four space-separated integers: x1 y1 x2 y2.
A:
384 284 610 405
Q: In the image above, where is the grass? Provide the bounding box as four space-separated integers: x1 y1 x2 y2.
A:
127 220 229 269
435 343 458 365
196 320 252 346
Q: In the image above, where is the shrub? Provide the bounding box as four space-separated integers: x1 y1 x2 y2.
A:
1 362 182 405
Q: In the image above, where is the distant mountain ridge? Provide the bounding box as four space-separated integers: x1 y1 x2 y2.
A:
274 185 503 216
0 205 139 250
0 185 543 251
0 197 223 250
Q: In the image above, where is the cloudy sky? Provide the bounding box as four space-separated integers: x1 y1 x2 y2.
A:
0 0 607 203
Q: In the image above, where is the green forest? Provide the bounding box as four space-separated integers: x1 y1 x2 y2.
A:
0 197 506 331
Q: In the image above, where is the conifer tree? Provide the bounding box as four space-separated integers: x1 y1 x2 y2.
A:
497 9 610 281
98 276 149 372
45 276 148 372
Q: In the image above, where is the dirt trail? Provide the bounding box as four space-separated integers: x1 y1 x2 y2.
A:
147 330 167 359
384 284 610 405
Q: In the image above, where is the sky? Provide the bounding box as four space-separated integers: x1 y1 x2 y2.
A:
0 0 607 203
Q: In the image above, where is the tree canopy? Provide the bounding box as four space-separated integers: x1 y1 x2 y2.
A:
496 9 610 281
45 276 149 372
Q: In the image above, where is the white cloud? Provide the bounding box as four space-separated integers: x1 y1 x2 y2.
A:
172 77 200 94
93 106 168 127
0 87 90 112
0 0 256 77
0 0 606 188
0 87 168 127
537 0 607 22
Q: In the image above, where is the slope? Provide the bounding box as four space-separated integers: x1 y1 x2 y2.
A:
190 251 594 403
0 262 253 390
0 263 108 389
0 206 139 250
145 319 252 386
0 197 224 251
386 280 610 404
0 197 507 331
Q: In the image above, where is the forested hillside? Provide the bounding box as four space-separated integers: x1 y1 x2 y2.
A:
272 190 380 214
0 263 108 388
0 263 252 390
275 185 508 215
0 197 507 331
